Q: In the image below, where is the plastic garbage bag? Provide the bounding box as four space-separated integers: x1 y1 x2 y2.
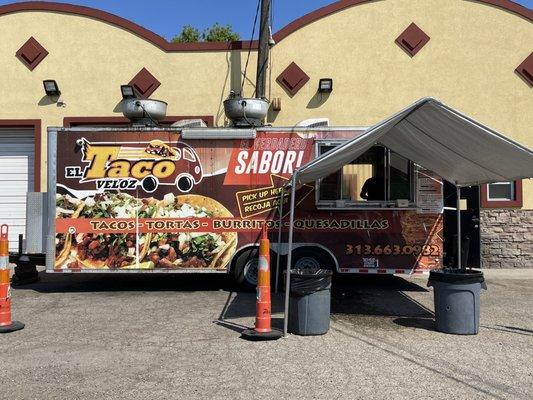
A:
289 268 332 296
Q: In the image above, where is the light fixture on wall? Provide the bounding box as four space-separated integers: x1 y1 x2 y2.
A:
318 78 333 93
272 97 282 111
43 80 60 96
121 85 137 99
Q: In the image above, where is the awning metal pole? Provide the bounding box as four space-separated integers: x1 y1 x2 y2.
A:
283 174 297 337
274 186 285 294
457 185 462 269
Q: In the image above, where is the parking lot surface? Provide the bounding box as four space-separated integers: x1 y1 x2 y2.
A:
1 269 532 400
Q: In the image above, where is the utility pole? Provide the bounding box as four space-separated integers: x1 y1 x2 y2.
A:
255 0 271 99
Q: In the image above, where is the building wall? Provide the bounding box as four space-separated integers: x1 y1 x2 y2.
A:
0 0 531 266
264 0 532 207
480 209 533 268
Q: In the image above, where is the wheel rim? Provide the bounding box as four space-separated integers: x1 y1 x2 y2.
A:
294 256 321 269
243 258 258 286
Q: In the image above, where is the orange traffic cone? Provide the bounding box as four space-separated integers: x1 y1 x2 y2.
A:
241 225 281 341
0 225 24 333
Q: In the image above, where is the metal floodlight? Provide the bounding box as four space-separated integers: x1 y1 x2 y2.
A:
43 80 60 96
121 85 137 99
318 78 333 93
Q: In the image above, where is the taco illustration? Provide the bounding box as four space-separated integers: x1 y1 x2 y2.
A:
70 193 157 269
144 140 177 158
142 193 238 270
55 194 84 268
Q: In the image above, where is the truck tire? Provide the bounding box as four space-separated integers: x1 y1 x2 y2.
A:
291 247 335 272
232 247 259 291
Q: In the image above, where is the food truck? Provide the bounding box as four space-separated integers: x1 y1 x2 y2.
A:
47 120 444 289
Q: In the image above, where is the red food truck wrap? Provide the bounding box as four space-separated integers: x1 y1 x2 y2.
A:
53 130 443 273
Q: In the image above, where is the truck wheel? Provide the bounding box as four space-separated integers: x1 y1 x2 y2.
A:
292 248 335 272
232 248 259 291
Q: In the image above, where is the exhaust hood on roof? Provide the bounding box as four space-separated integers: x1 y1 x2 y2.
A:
121 98 167 126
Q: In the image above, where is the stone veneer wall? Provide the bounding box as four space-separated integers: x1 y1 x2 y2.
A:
480 209 533 268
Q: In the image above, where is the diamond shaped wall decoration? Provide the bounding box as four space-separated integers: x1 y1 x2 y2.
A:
395 23 430 57
276 62 310 96
16 37 49 70
129 67 161 98
515 53 533 87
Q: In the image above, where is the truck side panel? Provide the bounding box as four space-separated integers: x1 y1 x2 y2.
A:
48 129 442 274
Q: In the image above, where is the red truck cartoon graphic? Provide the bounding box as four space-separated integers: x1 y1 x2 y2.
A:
76 138 203 193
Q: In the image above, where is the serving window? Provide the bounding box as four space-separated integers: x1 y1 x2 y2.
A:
316 142 415 208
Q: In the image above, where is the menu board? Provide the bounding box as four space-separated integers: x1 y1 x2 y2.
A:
416 168 443 214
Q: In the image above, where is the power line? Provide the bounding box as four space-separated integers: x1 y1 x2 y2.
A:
241 0 261 96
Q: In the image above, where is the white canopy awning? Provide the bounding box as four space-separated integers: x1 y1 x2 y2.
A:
296 98 533 186
282 98 533 336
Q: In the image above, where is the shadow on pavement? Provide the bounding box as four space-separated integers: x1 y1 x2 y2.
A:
331 275 433 319
14 270 235 293
499 325 533 334
480 325 533 337
214 289 286 334
17 271 434 331
215 274 434 334
393 317 435 331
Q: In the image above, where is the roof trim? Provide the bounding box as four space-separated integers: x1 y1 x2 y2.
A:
0 1 248 51
0 1 530 53
274 0 531 43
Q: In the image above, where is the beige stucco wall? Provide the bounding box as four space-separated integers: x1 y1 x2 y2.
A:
262 0 533 207
0 0 531 206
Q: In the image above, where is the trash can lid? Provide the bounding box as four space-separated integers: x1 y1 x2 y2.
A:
429 268 484 284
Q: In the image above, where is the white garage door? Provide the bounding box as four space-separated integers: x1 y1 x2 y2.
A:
0 129 35 251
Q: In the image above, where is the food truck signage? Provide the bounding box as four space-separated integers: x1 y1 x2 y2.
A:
224 135 313 185
51 129 443 274
64 138 204 193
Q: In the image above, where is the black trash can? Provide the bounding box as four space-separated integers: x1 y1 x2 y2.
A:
428 268 487 335
288 269 332 336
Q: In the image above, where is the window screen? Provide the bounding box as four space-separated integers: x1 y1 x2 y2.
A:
487 182 515 201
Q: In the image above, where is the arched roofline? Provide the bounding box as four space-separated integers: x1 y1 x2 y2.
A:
0 1 531 52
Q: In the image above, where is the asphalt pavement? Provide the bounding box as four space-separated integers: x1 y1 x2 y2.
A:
1 269 532 400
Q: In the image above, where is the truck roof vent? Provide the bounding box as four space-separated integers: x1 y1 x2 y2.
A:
121 98 167 127
295 118 330 128
171 119 207 128
223 94 268 128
